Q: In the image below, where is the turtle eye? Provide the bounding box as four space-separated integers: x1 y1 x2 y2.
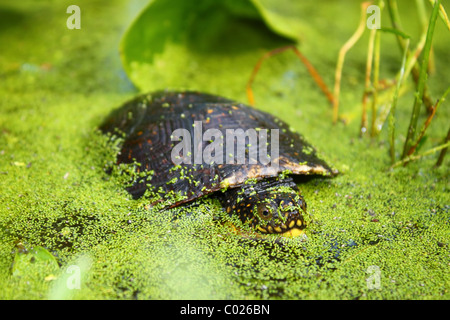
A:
257 206 273 220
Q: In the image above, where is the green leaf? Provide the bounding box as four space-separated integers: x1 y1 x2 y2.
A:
250 0 308 41
12 246 59 278
379 27 411 39
120 0 298 97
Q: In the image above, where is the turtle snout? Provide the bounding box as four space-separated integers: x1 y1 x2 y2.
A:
255 209 306 235
278 210 306 233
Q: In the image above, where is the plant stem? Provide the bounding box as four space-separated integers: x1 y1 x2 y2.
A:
406 86 450 157
416 0 428 27
391 141 450 168
429 0 450 31
386 0 404 47
387 0 435 113
402 0 441 159
417 0 436 75
333 2 370 124
371 26 381 137
389 39 410 164
246 46 334 106
436 127 450 167
360 27 376 137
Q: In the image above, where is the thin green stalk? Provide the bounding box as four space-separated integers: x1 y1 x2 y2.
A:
436 127 450 167
417 0 436 76
333 2 369 124
402 0 441 159
387 0 435 112
407 86 450 157
391 141 450 168
360 26 376 136
416 0 428 27
429 0 450 31
389 39 410 164
387 0 404 48
370 28 381 137
373 26 434 137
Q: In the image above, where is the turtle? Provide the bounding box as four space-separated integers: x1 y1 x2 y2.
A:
100 91 335 237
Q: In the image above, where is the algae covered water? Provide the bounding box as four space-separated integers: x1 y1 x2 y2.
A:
0 0 448 300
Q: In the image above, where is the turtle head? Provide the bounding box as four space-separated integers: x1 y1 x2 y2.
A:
234 187 307 236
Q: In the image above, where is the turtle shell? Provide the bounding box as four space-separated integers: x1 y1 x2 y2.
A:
100 91 334 206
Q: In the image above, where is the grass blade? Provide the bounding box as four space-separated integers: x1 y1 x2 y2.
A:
389 39 410 164
333 2 370 124
387 0 435 113
391 141 450 168
406 86 450 157
436 127 450 167
402 0 441 158
429 0 450 31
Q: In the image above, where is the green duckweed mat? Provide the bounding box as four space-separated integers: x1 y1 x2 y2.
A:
0 0 448 299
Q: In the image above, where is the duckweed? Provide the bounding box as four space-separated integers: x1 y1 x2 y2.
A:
0 0 448 300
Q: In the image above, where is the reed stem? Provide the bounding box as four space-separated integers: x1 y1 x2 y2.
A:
436 127 450 167
406 86 450 157
387 0 435 113
391 141 450 168
333 2 370 124
389 39 410 164
402 0 441 159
